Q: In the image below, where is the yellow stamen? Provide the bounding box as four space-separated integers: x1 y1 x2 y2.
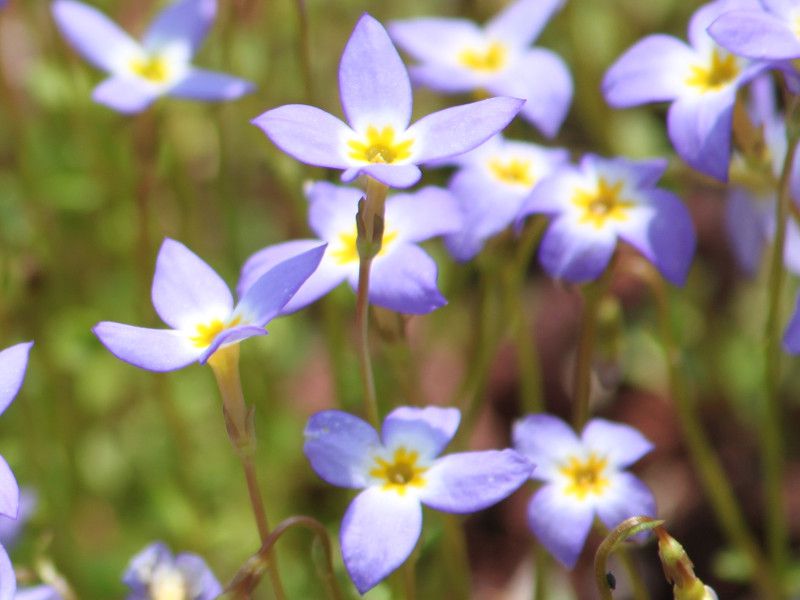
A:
347 126 414 164
130 55 171 83
369 447 428 495
488 157 536 187
329 226 398 265
572 177 634 228
149 568 188 600
685 48 739 92
189 316 242 348
559 452 610 500
458 42 508 73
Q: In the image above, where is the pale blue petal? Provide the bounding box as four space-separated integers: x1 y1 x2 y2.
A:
304 410 380 489
783 214 800 275
175 552 223 600
0 488 36 548
381 406 460 460
92 323 202 372
143 0 215 56
0 456 17 522
538 215 617 283
341 487 422 594
517 166 581 218
709 10 800 60
763 0 794 17
367 244 446 314
252 105 352 169
687 0 762 51
419 449 532 512
152 238 233 331
527 483 594 568
14 586 62 600
0 342 32 416
339 14 412 131
581 419 653 469
512 414 582 480
725 188 768 275
385 187 462 243
169 69 254 101
405 97 524 163
783 293 800 353
0 544 15 600
92 77 161 114
123 542 171 594
197 324 267 364
307 182 362 241
596 472 656 533
343 164 422 189
408 64 485 93
388 18 482 63
485 0 564 48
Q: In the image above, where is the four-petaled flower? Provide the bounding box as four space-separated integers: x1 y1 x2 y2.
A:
303 406 533 593
93 238 325 371
602 0 768 181
389 0 572 137
123 542 221 600
512 414 656 568
252 13 524 189
238 182 461 315
517 154 696 284
52 0 254 114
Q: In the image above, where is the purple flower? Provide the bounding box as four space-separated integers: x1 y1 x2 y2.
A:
304 406 532 593
252 13 523 189
709 0 800 61
14 587 63 600
442 134 569 261
123 542 221 600
517 154 696 285
238 182 460 315
512 414 656 568
52 0 254 114
389 0 572 137
602 0 768 181
0 489 36 550
93 238 324 371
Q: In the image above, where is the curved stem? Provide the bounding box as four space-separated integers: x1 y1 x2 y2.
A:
594 516 663 600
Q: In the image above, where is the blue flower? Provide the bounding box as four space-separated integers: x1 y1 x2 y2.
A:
123 542 221 600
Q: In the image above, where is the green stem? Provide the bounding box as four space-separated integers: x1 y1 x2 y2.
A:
402 558 417 600
594 516 663 600
441 514 471 599
532 545 548 600
294 0 314 104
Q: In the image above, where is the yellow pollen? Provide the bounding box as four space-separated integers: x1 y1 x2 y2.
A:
329 226 398 265
488 157 536 187
572 177 634 228
685 48 739 91
189 316 242 348
347 126 414 164
370 447 428 495
130 55 171 83
559 453 610 500
458 42 508 73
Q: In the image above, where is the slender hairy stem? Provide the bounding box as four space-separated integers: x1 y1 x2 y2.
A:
208 345 286 600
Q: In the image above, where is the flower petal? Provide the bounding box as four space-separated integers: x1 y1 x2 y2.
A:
687 0 760 51
381 406 461 460
527 483 594 568
341 487 422 594
0 455 18 520
234 243 326 324
783 293 800 353
175 552 223 600
307 182 363 241
343 164 422 189
339 14 412 131
386 187 462 243
304 410 380 488
709 10 800 60
198 324 268 364
388 18 483 64
14 586 62 600
251 105 352 170
52 0 141 73
92 323 202 372
512 414 582 480
0 342 32 417
142 0 215 57
725 188 768 275
0 544 15 600
169 68 254 101
538 215 617 283
581 419 653 469
418 449 532 512
485 0 564 47
491 48 572 137
92 76 161 114
595 472 656 532
408 64 486 93
602 34 694 107
406 97 524 163
152 238 233 331
123 542 172 594
367 244 446 314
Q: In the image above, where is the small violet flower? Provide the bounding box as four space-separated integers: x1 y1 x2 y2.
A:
709 0 800 61
238 182 460 315
52 0 254 114
513 414 656 568
442 134 569 261
517 154 696 285
123 542 221 600
602 0 768 181
93 239 324 372
304 406 532 593
389 0 572 137
252 13 524 189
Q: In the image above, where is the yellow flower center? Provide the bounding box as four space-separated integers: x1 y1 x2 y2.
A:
685 48 739 92
149 568 188 600
347 126 414 164
329 226 399 265
559 452 610 500
369 447 428 495
189 316 242 348
572 177 634 228
488 157 536 187
458 42 508 73
130 55 171 83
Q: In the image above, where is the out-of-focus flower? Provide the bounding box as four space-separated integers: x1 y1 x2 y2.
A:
441 134 569 261
389 0 572 137
517 154 696 284
14 586 63 600
0 489 36 549
709 0 800 61
52 0 254 114
512 414 656 568
304 406 532 593
93 239 324 371
238 182 460 314
252 13 523 189
602 0 767 181
123 542 221 600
